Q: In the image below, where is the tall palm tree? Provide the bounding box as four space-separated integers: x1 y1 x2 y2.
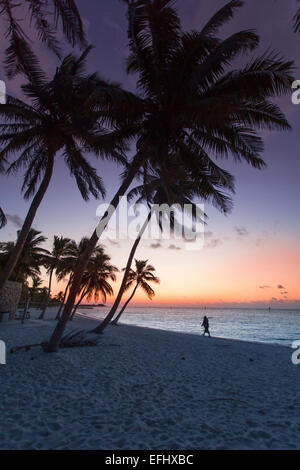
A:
46 0 294 352
0 228 48 283
0 0 86 80
39 235 74 319
92 157 233 334
55 237 92 320
29 276 44 303
55 238 111 320
70 247 118 320
112 259 159 325
0 47 131 291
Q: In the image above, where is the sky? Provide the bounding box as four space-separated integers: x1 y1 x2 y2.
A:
0 0 300 308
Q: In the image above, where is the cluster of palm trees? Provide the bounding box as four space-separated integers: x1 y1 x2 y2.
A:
0 228 160 322
0 0 297 351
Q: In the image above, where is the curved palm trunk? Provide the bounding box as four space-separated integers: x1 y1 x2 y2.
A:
0 158 54 290
39 268 54 319
91 210 152 335
112 282 139 325
56 278 71 320
70 289 88 321
45 154 146 352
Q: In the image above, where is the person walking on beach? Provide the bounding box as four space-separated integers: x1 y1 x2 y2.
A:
202 315 211 337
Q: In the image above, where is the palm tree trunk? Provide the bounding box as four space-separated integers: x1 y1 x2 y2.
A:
56 278 71 320
0 157 54 290
70 289 88 321
92 210 152 334
39 268 53 319
21 296 31 324
45 154 146 352
112 282 139 325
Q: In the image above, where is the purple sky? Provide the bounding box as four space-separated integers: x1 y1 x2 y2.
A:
0 0 299 307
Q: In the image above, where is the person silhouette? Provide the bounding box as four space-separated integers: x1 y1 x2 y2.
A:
202 315 211 337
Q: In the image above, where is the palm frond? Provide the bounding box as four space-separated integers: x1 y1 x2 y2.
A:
201 0 243 37
0 208 7 229
294 7 300 33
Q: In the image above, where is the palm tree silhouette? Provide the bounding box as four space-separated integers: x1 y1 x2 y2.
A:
47 0 294 352
92 157 233 334
0 228 48 285
55 238 95 320
70 247 118 320
39 236 74 319
1 0 86 80
0 47 130 290
112 259 160 326
54 291 65 306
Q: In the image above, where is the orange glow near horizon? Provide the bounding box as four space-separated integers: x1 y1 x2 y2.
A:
48 234 300 309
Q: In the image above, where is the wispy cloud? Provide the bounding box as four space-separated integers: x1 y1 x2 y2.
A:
278 284 286 290
107 238 120 247
259 285 271 289
234 226 249 237
150 242 162 249
206 238 222 249
6 213 23 228
168 244 181 251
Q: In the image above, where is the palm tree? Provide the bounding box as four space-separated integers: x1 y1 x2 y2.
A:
1 0 86 80
112 259 159 325
46 0 294 352
92 157 233 334
0 228 48 283
55 237 93 320
54 290 64 305
0 47 131 291
39 236 74 319
70 247 118 320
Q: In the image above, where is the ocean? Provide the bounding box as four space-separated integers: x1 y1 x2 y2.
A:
79 306 300 347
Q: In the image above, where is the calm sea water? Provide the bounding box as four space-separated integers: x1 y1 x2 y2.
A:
79 306 300 347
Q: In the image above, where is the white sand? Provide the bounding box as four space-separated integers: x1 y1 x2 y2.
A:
0 307 299 450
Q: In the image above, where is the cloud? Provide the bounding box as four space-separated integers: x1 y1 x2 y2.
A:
234 226 249 237
205 231 213 239
150 242 162 249
107 238 120 247
206 238 222 249
168 244 181 251
259 285 271 289
271 297 278 301
6 213 23 228
277 284 286 290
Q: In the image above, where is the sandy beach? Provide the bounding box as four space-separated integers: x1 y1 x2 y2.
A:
0 307 299 450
